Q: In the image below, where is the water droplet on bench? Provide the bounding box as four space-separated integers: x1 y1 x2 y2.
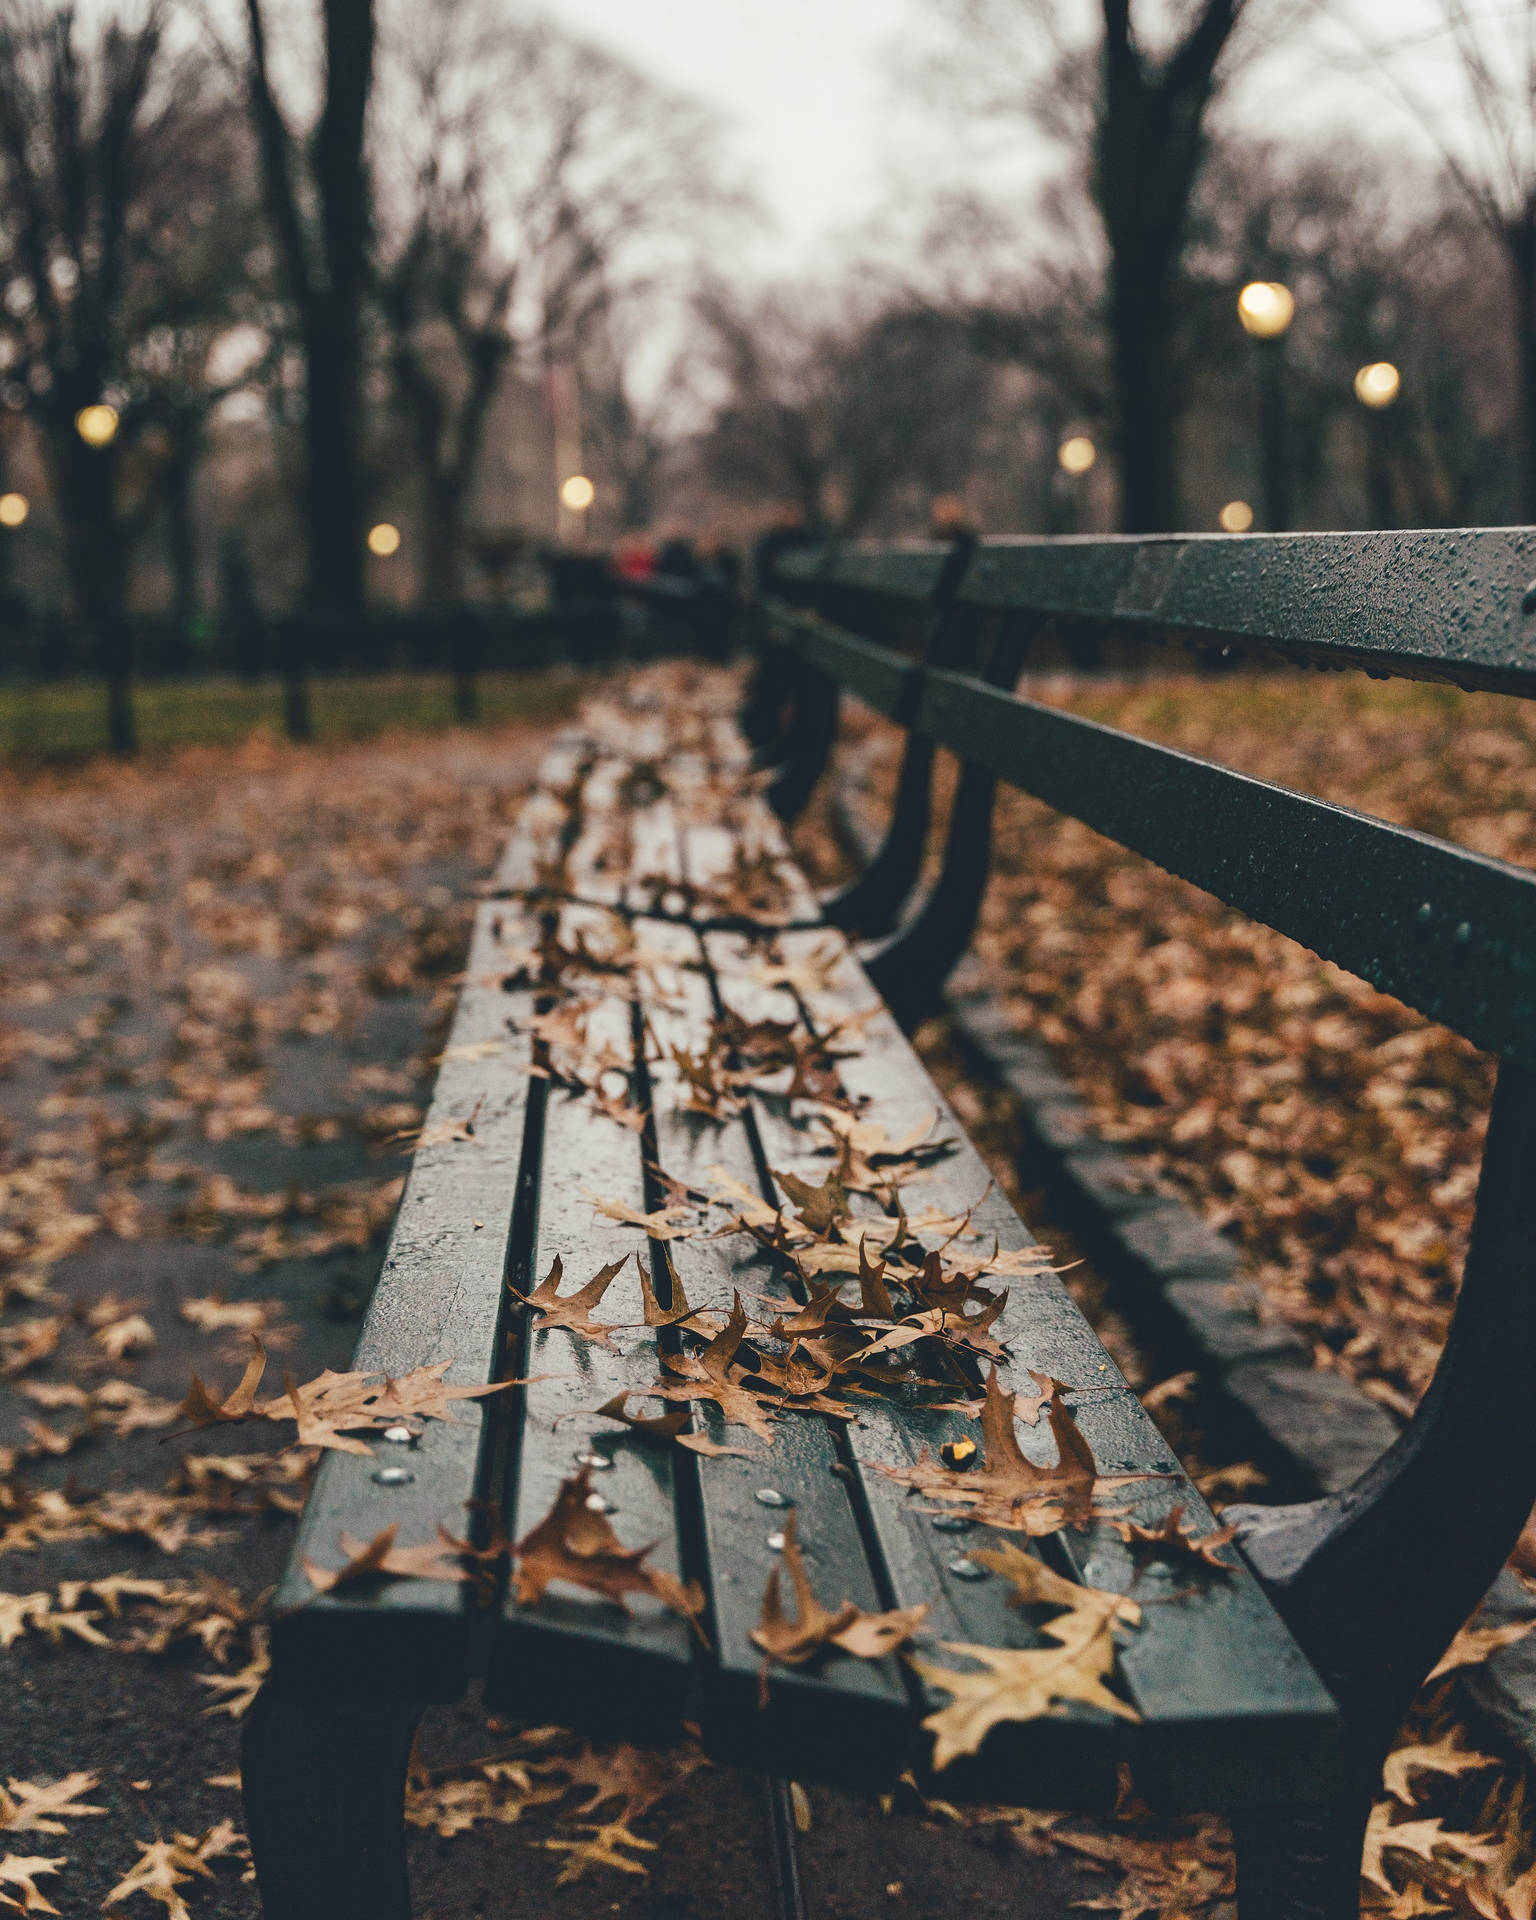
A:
573 1451 614 1471
585 1492 616 1514
766 1531 787 1552
381 1426 416 1445
373 1466 414 1487
946 1557 988 1582
931 1513 974 1533
755 1488 792 1508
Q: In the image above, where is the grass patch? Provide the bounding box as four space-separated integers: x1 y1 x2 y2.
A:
0 669 587 763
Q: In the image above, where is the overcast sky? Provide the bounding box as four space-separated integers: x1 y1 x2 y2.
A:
547 0 1471 282
550 0 936 271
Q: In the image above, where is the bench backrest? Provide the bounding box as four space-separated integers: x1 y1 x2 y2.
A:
768 530 1536 1072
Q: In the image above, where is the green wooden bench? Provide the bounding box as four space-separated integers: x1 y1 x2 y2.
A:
242 527 1536 1920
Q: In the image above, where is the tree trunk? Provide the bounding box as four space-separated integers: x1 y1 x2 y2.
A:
1257 338 1291 533
303 299 367 620
59 433 136 754
420 469 464 613
1107 251 1180 533
166 437 198 663
1509 223 1536 524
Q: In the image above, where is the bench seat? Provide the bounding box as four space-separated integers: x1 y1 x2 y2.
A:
247 672 1343 1920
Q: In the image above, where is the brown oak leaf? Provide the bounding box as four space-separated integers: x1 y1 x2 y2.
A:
513 1468 704 1629
514 1255 630 1350
751 1512 927 1674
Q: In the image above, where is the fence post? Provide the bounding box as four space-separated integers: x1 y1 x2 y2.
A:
278 616 313 742
101 616 137 756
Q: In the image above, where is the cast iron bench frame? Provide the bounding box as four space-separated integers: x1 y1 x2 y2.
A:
241 526 1536 1920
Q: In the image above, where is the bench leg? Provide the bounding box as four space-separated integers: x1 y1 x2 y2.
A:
242 1660 428 1920
1232 1794 1372 1920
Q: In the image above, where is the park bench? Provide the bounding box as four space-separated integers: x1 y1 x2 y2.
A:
241 526 1536 1920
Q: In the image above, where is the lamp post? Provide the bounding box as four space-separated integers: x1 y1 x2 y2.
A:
559 473 594 547
1355 361 1401 529
1237 281 1294 532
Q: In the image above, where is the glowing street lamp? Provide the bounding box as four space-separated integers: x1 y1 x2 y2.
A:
1219 500 1254 533
0 492 28 527
559 473 595 513
75 403 119 447
367 522 401 557
1237 281 1295 340
1057 436 1096 476
1237 280 1294 531
1354 361 1401 409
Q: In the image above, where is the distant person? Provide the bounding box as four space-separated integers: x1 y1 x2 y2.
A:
653 530 697 581
610 532 655 582
752 504 815 597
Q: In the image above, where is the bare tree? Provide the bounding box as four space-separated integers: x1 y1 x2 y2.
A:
372 0 737 610
918 0 1260 530
0 2 256 750
1335 1 1536 519
694 285 992 536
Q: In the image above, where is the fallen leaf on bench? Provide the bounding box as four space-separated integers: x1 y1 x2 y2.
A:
515 1467 705 1629
652 1296 781 1441
1112 1505 1238 1571
302 1524 473 1593
774 1168 851 1236
752 1512 927 1674
635 1244 700 1330
580 1190 700 1239
874 1369 1103 1532
513 1255 631 1351
674 1433 760 1458
703 1166 779 1229
750 942 845 998
913 1583 1142 1769
970 1539 1141 1624
1427 1616 1536 1679
0 1856 64 1914
543 1818 657 1885
590 1390 691 1442
590 1085 646 1131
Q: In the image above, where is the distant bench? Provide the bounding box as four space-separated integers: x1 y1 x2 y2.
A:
239 525 1536 1920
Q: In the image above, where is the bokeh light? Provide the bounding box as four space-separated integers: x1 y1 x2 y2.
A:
1219 500 1255 533
559 473 595 512
367 522 401 557
74 403 119 447
1354 361 1401 409
1237 282 1295 340
1057 436 1095 476
0 492 28 527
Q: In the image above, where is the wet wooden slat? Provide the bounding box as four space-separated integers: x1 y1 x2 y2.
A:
488 892 697 1738
634 896 913 1787
272 891 540 1692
